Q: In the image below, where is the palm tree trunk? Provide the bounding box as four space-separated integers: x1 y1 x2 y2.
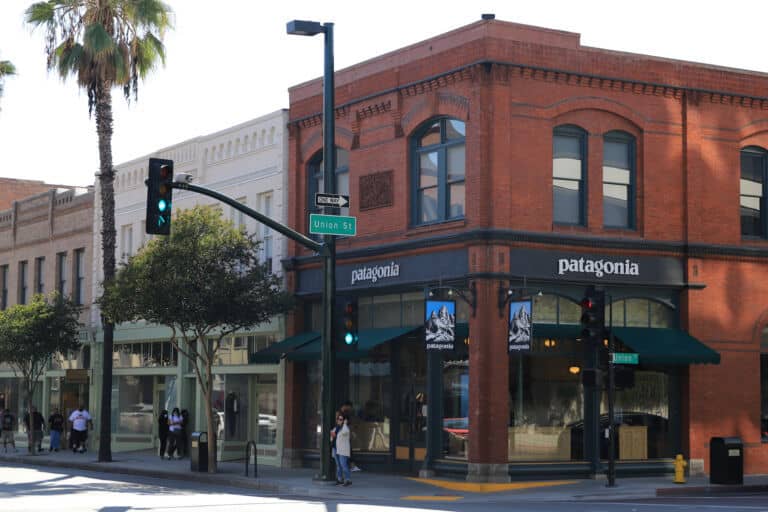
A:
96 86 116 463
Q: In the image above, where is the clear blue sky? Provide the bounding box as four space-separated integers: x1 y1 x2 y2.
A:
1 0 766 187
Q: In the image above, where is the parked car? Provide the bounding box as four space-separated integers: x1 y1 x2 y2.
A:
565 412 669 460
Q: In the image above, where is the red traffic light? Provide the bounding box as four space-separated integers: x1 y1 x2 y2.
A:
581 298 594 309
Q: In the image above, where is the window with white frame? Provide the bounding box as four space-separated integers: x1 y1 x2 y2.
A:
120 224 133 261
74 249 85 306
34 256 45 295
231 197 247 231
259 192 273 273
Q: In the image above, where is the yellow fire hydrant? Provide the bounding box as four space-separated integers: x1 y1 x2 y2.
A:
674 454 687 484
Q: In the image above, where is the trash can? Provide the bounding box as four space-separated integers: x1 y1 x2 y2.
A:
190 432 216 472
710 436 743 485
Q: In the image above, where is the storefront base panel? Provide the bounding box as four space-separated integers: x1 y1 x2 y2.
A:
467 463 511 483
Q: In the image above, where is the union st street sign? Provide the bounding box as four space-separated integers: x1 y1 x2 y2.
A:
309 213 357 236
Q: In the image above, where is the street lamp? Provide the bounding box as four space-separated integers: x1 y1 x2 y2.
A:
287 19 337 483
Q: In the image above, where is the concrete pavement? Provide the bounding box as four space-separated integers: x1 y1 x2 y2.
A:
1 448 767 503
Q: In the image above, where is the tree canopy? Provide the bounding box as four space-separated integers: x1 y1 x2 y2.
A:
100 206 294 472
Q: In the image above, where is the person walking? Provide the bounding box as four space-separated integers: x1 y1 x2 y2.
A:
157 409 169 459
340 400 362 472
48 408 64 452
68 404 92 453
331 412 352 486
179 409 189 458
1 408 16 453
166 407 182 459
23 406 45 454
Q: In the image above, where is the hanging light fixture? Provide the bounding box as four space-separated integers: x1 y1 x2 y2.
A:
568 365 581 375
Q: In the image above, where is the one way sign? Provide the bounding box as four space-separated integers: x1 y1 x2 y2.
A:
315 193 350 208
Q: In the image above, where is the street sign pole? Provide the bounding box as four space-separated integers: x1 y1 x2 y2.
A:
607 293 616 487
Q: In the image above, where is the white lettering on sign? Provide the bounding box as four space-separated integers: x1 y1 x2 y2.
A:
557 257 639 278
351 261 400 286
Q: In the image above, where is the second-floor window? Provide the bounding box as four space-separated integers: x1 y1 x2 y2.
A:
308 147 349 239
259 192 273 273
741 146 767 238
57 252 68 295
120 224 133 261
603 131 636 229
1 265 8 310
553 125 587 226
18 260 28 305
34 257 45 295
74 249 85 306
412 118 466 225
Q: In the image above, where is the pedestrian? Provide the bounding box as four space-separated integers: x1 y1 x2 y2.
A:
157 409 169 459
48 408 64 452
1 408 17 453
23 406 45 454
340 400 362 472
166 407 182 459
68 404 92 453
179 409 190 458
331 411 352 486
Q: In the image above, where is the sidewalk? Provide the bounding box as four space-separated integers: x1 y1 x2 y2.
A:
1 448 767 502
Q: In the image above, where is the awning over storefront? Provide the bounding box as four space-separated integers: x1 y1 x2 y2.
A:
286 326 422 361
612 327 720 365
250 331 320 364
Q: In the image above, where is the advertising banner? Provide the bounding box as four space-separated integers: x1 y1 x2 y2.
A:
425 300 456 351
508 299 532 352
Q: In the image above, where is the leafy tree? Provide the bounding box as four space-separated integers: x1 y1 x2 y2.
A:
0 293 82 452
26 0 173 462
0 58 16 108
100 206 293 472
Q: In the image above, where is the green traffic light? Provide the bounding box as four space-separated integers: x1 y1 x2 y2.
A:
344 332 354 345
158 199 168 212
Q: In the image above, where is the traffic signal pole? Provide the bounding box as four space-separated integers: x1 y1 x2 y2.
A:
607 294 616 486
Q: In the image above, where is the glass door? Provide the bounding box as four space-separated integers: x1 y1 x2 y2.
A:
395 339 427 472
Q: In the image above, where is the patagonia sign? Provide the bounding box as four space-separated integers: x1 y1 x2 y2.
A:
558 257 639 278
351 262 400 286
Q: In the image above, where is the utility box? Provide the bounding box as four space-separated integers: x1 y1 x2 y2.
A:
190 432 216 472
710 437 743 485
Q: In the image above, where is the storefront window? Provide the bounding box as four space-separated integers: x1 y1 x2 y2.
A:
51 345 91 370
532 294 556 323
0 378 20 431
115 375 154 435
372 294 401 328
508 342 583 461
402 292 424 326
347 347 392 453
611 299 675 328
256 374 278 446
760 328 768 441
600 370 670 459
302 361 322 449
220 375 249 441
443 359 468 459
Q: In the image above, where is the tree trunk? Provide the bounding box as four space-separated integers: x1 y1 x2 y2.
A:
24 381 32 455
204 361 217 473
96 86 117 463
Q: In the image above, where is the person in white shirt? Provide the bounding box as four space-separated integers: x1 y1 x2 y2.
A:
68 404 92 453
166 407 183 459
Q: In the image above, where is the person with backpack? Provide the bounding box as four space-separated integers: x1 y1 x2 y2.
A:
157 409 169 459
23 406 45 454
48 408 64 452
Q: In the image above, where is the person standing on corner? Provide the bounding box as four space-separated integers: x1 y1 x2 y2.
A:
179 409 189 458
340 400 362 472
332 413 352 486
1 408 16 453
23 406 45 454
157 409 169 460
48 408 64 452
68 404 92 453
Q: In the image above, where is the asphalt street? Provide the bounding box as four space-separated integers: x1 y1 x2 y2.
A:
2 465 768 512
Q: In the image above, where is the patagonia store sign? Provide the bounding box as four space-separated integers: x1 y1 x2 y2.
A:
296 249 468 294
510 248 683 286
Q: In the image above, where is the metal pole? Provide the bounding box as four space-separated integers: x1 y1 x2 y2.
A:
607 294 616 486
319 22 337 483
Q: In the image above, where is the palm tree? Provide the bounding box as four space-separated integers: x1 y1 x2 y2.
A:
26 0 172 463
0 59 16 108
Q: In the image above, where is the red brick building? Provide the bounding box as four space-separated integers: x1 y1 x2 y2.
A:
281 16 768 481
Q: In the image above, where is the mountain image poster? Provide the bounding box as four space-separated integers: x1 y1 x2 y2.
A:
508 299 532 352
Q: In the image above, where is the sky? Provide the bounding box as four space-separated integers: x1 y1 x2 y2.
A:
1 0 768 187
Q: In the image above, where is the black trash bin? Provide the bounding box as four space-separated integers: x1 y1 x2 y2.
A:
190 432 216 472
710 436 743 485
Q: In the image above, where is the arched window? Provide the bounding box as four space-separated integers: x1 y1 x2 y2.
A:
741 146 767 238
308 147 350 237
411 118 465 225
553 125 587 225
603 131 636 229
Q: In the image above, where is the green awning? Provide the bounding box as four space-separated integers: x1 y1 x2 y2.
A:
249 331 319 364
612 327 720 365
286 326 421 361
533 323 581 339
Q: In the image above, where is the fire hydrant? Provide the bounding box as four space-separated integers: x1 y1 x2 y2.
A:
674 454 687 484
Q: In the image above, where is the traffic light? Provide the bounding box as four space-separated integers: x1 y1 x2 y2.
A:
579 285 605 344
146 158 174 235
336 297 358 350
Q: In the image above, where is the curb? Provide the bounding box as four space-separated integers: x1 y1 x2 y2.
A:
657 483 768 496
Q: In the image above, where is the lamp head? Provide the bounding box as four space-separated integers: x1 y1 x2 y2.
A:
286 20 324 36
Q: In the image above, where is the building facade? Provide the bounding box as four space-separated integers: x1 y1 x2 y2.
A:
280 16 768 481
90 109 290 464
0 186 95 447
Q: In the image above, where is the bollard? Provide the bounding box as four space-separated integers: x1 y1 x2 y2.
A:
674 454 687 484
245 440 257 477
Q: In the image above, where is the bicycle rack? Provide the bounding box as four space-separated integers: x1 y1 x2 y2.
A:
245 440 257 477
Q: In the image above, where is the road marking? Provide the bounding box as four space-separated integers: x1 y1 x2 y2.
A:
401 495 463 501
407 478 579 493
